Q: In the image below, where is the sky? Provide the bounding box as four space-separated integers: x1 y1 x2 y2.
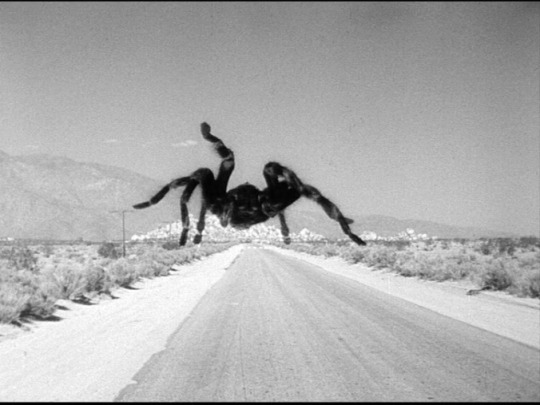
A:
1 2 539 236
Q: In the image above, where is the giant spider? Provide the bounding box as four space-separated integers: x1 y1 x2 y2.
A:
133 123 366 246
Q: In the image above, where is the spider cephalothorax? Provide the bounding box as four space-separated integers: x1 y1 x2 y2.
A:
133 123 366 246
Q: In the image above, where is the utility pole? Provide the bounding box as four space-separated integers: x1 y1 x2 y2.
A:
109 209 134 257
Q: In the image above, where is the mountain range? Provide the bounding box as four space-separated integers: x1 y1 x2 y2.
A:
0 150 514 241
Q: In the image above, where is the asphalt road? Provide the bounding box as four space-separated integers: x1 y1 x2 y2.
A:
116 247 540 402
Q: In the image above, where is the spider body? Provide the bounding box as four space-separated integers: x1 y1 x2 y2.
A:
133 123 366 246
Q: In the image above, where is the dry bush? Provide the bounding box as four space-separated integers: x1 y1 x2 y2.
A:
98 242 121 259
283 239 540 299
106 258 138 288
37 244 55 258
476 258 516 291
42 263 87 300
0 241 238 323
0 264 57 323
362 245 398 269
82 264 113 296
131 258 168 279
0 246 38 272
161 240 179 250
0 282 29 324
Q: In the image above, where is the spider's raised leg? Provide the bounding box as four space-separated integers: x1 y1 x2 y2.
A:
201 122 235 195
262 162 366 246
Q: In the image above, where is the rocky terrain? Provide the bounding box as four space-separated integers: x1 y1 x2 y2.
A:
130 213 434 243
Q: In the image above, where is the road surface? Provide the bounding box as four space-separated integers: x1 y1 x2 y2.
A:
116 247 540 402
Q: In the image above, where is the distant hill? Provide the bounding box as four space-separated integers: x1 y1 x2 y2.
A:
0 150 179 241
0 150 514 241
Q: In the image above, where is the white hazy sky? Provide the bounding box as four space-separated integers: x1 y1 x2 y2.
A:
1 2 539 236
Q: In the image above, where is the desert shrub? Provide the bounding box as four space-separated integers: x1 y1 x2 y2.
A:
340 247 367 264
21 279 58 319
477 258 516 291
172 250 194 265
0 241 239 323
506 251 540 297
316 244 342 258
390 251 471 281
98 242 121 259
494 238 517 256
384 240 411 251
477 240 493 256
130 260 155 279
283 240 540 298
0 265 57 323
440 259 479 281
42 264 87 300
517 236 540 249
38 244 55 258
155 249 179 267
0 246 38 271
162 240 179 250
475 238 532 257
131 257 168 279
393 251 424 277
363 246 398 269
0 283 28 323
107 258 138 287
82 264 113 296
509 268 540 298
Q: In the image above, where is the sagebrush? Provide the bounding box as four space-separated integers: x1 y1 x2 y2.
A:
0 241 236 324
279 237 540 298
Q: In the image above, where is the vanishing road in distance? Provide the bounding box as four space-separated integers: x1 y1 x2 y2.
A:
116 248 540 402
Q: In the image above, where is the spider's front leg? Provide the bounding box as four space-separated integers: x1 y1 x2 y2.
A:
180 168 215 246
178 174 211 246
193 202 207 244
179 180 198 246
262 162 367 246
133 168 216 247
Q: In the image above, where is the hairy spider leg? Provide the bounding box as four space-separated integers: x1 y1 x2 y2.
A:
261 162 301 244
179 168 215 246
201 122 235 196
301 184 366 245
134 124 235 247
193 201 207 244
133 177 192 209
278 212 291 244
179 180 198 246
133 168 216 246
262 162 366 246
